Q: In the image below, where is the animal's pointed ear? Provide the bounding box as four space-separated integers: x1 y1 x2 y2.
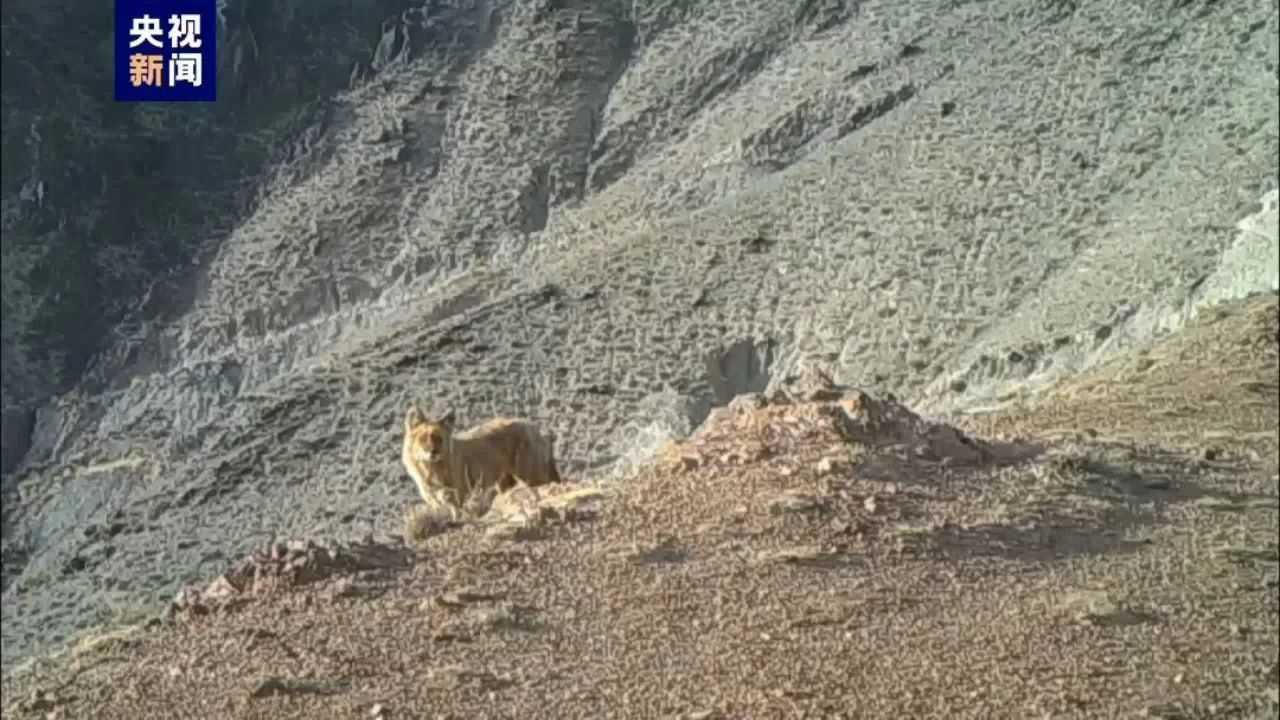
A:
405 404 425 430
440 409 456 427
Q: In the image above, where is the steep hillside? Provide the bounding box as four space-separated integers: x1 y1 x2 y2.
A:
2 292 1275 719
0 0 427 466
1 0 1277 665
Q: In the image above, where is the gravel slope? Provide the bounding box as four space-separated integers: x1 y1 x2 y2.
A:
2 0 1277 667
2 292 1275 719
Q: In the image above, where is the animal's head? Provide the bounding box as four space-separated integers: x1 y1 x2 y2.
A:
404 405 456 464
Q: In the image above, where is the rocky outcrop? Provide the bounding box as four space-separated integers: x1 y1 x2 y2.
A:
168 537 412 617
660 384 1039 477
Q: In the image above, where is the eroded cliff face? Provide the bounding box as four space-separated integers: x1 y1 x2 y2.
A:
1 0 1277 665
0 0 466 472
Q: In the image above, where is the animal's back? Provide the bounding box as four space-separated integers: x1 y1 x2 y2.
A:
458 416 561 487
457 416 529 439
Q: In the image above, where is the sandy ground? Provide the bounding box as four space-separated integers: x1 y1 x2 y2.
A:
3 292 1274 719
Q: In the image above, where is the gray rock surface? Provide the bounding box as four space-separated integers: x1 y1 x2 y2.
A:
1 0 432 425
1195 189 1279 310
1 0 1277 664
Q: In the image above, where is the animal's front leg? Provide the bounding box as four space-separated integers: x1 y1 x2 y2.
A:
418 484 452 520
438 485 469 521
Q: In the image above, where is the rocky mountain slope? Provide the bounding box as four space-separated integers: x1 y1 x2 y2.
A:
2 292 1276 719
2 0 1278 666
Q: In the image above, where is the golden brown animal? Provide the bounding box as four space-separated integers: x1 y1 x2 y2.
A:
401 405 563 518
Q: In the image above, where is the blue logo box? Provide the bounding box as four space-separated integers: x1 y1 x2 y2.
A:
114 0 217 102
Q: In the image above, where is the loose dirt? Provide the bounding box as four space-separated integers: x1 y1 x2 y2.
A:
3 293 1275 719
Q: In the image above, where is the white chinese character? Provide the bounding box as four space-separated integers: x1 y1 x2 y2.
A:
168 14 202 48
169 53 203 87
128 15 164 48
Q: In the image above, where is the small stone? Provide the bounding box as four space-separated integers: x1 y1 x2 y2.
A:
328 578 357 599
727 393 767 412
370 703 385 717
249 677 287 699
765 388 791 405
911 445 937 460
1173 673 1184 684
755 545 832 565
863 496 878 514
203 576 239 600
23 691 55 712
485 521 543 542
769 492 827 515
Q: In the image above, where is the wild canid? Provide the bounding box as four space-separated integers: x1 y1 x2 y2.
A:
401 405 563 518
